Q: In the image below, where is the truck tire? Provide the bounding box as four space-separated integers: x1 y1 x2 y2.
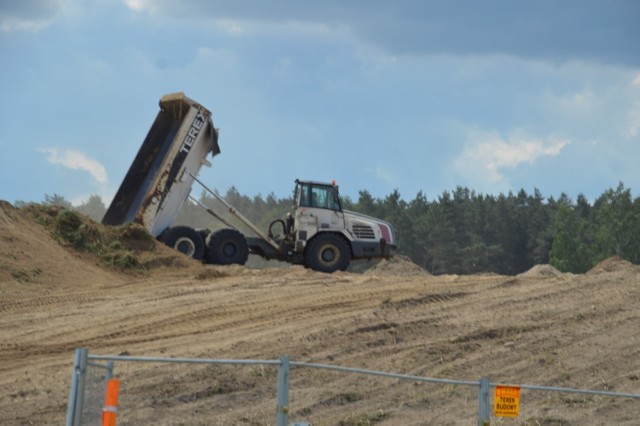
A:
159 226 205 261
205 228 249 265
305 233 350 273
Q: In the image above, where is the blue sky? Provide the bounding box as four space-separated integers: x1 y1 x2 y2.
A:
1 0 639 206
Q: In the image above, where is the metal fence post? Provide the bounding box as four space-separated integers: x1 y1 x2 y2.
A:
106 361 115 380
66 348 89 426
276 355 290 426
478 377 490 426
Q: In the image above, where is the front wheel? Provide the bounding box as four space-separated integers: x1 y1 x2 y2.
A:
205 228 249 265
159 226 205 260
305 233 350 273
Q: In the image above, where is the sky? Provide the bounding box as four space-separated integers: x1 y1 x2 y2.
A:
1 0 639 207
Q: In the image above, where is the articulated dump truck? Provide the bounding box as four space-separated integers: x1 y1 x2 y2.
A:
103 93 396 273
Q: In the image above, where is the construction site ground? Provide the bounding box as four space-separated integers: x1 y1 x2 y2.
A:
1 201 639 425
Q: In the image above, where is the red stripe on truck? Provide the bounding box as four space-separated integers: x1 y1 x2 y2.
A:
379 224 392 244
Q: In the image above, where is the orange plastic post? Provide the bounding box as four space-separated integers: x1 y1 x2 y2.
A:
102 378 120 426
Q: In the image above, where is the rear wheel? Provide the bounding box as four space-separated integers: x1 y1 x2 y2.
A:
205 228 249 265
305 233 350 273
159 226 205 261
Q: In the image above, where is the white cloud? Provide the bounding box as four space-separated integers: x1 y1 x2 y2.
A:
39 148 108 184
122 0 152 13
454 130 571 187
633 73 640 87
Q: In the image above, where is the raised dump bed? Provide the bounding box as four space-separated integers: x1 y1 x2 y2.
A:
102 93 219 238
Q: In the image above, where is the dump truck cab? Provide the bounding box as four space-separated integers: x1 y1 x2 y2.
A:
293 179 344 245
283 179 396 272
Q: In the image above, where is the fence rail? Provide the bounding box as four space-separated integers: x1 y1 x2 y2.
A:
67 348 640 426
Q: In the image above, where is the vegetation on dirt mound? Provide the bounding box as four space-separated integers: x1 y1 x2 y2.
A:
19 203 173 272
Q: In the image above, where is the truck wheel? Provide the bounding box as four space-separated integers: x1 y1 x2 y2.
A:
160 226 205 260
305 233 350 273
205 229 249 265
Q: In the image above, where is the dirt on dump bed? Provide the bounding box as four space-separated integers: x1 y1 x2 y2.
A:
1 201 640 425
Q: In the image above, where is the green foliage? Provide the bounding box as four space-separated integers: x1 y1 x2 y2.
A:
23 204 157 272
593 183 640 264
549 201 594 273
345 183 638 275
53 209 101 250
117 223 157 251
102 251 140 269
44 193 72 209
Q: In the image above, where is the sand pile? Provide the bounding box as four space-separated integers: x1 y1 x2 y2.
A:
0 201 205 283
517 264 563 278
588 256 638 275
363 255 429 276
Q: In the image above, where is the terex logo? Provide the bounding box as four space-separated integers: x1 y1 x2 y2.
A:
179 111 206 154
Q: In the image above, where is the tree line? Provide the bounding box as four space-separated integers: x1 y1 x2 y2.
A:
341 183 639 275
26 182 639 275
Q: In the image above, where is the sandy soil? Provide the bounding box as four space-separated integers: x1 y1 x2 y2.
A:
1 201 639 425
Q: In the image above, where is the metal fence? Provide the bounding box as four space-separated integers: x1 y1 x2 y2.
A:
67 348 640 425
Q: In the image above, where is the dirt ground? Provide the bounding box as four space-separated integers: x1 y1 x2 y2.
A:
1 201 639 425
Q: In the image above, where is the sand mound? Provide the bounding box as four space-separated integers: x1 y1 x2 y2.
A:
363 255 429 276
588 256 638 275
0 201 206 284
518 264 562 278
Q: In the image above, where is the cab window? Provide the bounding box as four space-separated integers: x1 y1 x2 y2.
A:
296 183 312 207
296 183 341 211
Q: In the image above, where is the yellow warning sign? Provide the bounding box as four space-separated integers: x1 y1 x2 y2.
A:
494 385 520 417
